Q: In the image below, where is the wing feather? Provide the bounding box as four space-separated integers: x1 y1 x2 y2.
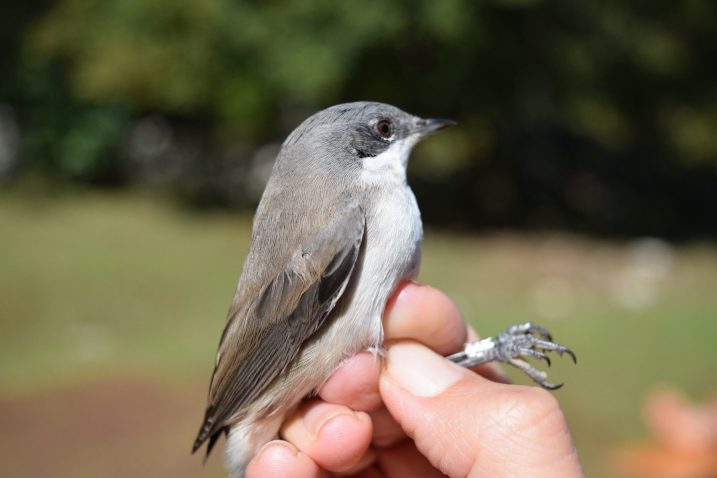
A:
192 199 365 456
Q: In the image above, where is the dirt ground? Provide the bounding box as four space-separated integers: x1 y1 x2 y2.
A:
0 375 226 478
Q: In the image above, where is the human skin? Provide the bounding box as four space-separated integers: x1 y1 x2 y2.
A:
245 282 584 478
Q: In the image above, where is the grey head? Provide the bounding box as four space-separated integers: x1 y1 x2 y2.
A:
271 101 455 185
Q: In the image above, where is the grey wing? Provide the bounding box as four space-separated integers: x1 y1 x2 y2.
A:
192 200 365 457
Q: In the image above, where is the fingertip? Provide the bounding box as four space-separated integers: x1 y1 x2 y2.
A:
370 406 406 448
281 401 374 473
318 352 382 411
384 282 467 354
383 341 465 398
313 411 373 472
246 440 321 478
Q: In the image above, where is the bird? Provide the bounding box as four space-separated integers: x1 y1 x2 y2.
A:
192 101 575 477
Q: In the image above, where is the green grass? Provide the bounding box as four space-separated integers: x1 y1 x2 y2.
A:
1 189 716 477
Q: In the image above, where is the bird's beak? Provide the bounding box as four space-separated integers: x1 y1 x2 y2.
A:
413 117 457 136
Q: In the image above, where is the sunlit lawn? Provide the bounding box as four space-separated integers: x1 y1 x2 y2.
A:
1 189 716 477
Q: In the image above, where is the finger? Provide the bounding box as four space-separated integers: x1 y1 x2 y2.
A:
318 352 382 411
379 342 584 478
369 406 406 448
333 448 378 476
245 440 325 478
375 441 449 478
384 284 507 383
349 465 385 478
320 357 407 449
281 400 374 473
383 282 467 355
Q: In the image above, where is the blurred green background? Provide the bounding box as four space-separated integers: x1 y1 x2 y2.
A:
1 1 716 477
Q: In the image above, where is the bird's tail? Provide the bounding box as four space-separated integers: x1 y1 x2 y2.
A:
192 405 224 462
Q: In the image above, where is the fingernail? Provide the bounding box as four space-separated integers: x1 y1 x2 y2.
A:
386 342 463 397
303 402 353 437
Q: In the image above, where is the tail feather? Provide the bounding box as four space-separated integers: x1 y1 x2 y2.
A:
192 406 217 455
204 430 225 462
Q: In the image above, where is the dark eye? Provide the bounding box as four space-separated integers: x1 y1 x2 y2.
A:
375 119 394 139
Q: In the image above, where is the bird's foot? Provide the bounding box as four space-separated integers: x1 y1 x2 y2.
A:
446 322 577 390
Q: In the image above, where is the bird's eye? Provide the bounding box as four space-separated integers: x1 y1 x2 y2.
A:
375 119 394 140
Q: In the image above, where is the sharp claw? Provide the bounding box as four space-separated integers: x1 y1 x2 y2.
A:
557 348 577 364
526 349 551 367
542 382 564 390
537 330 553 342
527 323 553 341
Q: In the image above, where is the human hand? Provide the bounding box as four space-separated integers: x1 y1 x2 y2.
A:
246 282 584 477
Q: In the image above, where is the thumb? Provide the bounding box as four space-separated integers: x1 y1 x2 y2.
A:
379 342 583 478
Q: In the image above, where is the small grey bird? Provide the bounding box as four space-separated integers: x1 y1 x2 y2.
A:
192 102 574 477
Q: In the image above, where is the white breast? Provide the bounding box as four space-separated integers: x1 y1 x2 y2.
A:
354 182 422 348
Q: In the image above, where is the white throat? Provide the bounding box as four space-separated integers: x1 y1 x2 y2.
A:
360 136 419 185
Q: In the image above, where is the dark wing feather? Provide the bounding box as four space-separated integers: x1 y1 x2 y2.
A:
192 200 365 456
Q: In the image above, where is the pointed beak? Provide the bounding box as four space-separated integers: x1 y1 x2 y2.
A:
413 117 457 136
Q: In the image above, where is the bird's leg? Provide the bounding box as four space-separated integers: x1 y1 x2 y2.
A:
446 322 577 390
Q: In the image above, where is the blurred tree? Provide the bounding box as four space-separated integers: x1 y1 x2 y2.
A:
2 0 716 236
